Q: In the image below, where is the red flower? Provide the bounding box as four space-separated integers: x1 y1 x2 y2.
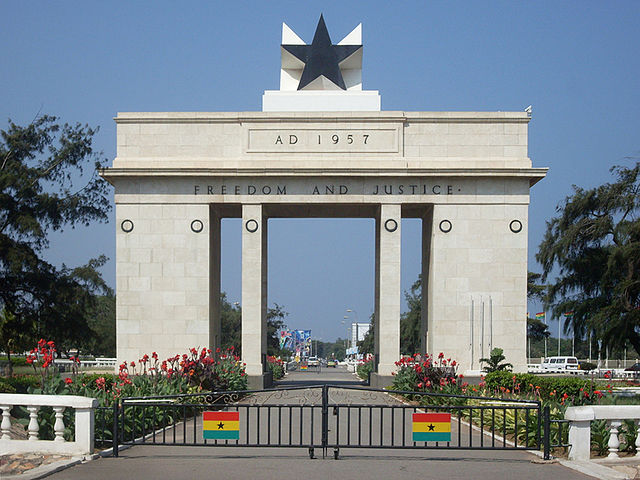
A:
64 377 73 385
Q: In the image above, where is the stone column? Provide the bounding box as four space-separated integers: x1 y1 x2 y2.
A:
373 204 401 384
420 207 433 354
241 204 268 388
209 206 221 356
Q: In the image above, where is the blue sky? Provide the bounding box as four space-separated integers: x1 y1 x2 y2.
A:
2 1 639 342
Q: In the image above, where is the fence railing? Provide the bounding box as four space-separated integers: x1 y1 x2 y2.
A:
565 405 640 460
0 393 98 456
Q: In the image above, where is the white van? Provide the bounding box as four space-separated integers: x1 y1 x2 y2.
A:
541 356 579 372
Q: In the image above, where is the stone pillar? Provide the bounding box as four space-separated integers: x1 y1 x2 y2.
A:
209 206 221 356
115 203 211 366
420 207 433 354
372 204 401 385
241 204 269 389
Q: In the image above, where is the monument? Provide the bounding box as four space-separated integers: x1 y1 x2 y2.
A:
102 16 546 388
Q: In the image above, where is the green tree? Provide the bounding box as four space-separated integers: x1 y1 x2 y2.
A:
527 271 546 301
480 347 513 373
266 303 288 357
527 317 550 341
219 295 289 358
220 293 241 352
358 313 375 355
0 115 111 353
400 276 422 354
85 292 116 356
537 162 640 355
0 309 33 375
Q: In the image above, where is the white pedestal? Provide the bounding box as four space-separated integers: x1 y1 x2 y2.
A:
262 90 380 112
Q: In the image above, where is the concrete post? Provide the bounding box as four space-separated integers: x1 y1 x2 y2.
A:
566 406 594 461
242 204 267 388
209 206 221 356
374 204 401 379
74 407 95 455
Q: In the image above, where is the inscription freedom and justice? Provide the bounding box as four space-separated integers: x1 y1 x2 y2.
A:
193 183 461 196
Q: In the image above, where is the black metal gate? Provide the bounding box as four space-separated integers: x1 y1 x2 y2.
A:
104 385 548 459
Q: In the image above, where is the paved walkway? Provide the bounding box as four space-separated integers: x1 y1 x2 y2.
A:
47 367 593 480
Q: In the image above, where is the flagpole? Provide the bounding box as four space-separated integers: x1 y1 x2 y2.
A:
557 315 561 356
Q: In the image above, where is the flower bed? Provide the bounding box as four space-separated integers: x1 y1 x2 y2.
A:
389 351 636 457
7 340 247 445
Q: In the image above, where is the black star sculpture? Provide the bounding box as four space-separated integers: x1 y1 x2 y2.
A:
282 15 362 91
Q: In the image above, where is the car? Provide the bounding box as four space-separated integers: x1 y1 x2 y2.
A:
308 356 319 367
624 363 640 372
541 356 579 371
327 360 337 367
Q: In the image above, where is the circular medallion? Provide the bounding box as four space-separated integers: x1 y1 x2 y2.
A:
191 219 204 233
245 219 259 233
121 219 134 233
439 220 452 233
384 219 398 232
510 220 523 233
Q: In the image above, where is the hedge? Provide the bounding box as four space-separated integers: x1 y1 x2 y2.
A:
484 371 599 398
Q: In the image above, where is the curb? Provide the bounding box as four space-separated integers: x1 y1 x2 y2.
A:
2 456 87 480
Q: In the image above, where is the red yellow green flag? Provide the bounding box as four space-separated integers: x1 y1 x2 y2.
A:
412 412 451 442
203 411 239 440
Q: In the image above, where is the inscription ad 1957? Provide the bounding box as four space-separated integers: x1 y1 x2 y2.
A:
246 127 399 153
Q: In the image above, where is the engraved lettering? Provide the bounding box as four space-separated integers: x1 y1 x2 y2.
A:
372 184 379 195
275 136 283 144
363 134 369 144
339 185 348 194
207 185 214 194
398 185 404 194
277 185 287 195
289 135 298 144
384 185 392 195
312 185 320 195
447 185 453 195
235 185 241 195
221 185 227 194
409 185 417 194
432 185 441 194
262 186 272 195
194 185 200 195
325 185 334 194
248 185 256 195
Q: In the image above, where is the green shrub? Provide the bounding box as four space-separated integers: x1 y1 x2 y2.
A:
484 371 597 401
0 377 17 393
357 359 374 381
266 356 285 380
0 356 29 367
3 375 41 393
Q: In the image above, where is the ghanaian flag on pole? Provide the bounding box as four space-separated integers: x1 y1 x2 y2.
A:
412 413 451 442
535 312 545 320
203 411 239 440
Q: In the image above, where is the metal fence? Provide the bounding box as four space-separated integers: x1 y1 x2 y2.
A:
106 385 548 459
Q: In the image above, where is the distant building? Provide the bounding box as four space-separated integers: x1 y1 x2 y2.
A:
351 323 370 349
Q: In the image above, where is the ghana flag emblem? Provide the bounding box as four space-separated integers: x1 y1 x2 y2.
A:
412 412 451 442
203 411 239 440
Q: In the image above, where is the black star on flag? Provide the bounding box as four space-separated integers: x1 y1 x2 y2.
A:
428 424 435 431
217 422 225 430
282 14 362 91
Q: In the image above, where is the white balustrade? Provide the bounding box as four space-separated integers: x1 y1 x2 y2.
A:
565 405 640 461
0 394 98 456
